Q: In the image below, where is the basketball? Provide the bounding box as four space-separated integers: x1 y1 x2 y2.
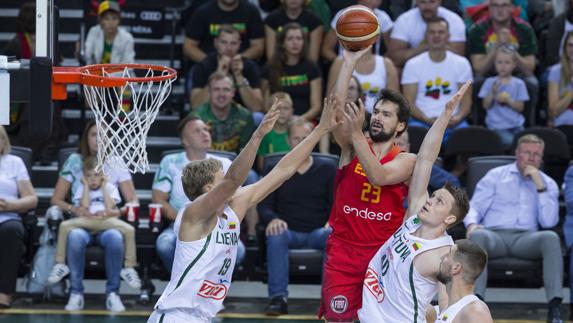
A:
335 5 380 51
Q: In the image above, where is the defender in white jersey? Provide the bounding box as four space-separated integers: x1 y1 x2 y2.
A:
432 239 492 323
352 81 473 323
148 97 342 322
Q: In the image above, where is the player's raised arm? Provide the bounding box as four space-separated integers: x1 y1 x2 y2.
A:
231 96 342 219
182 102 281 225
407 81 472 217
330 46 371 152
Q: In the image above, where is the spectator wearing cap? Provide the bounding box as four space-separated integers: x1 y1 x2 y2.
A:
84 0 135 65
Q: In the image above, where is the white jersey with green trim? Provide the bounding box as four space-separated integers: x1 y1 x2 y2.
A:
435 295 481 322
358 216 454 323
153 202 240 320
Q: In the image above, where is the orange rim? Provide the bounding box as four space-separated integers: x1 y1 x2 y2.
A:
52 63 177 100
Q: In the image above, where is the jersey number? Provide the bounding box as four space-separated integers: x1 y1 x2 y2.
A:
361 183 381 203
218 258 232 276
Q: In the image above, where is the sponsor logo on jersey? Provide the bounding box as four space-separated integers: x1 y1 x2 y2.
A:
330 295 348 313
343 205 392 221
364 268 385 303
391 227 412 262
354 163 366 177
216 231 239 246
197 280 228 300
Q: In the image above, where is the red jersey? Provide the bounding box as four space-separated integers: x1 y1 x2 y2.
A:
328 144 408 247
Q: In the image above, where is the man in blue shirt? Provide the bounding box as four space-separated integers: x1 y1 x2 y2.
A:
464 134 562 322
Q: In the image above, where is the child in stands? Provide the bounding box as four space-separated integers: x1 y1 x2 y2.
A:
478 45 530 148
47 156 141 290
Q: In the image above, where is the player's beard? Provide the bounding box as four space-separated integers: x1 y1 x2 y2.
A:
369 124 395 143
436 268 452 285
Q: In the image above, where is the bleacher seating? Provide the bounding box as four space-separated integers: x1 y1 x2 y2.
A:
444 126 506 159
406 126 428 154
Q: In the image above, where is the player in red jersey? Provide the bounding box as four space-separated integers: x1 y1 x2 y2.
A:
319 46 416 322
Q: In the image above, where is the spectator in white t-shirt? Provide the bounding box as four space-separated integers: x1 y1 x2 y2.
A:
0 125 38 308
321 0 393 63
388 0 466 68
401 17 473 142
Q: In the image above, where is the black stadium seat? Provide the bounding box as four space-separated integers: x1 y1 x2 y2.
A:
407 126 428 154
57 147 78 171
444 126 505 159
466 155 516 198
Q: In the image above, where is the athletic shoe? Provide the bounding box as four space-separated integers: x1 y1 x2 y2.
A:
120 267 142 289
106 292 126 312
47 263 70 284
65 293 84 311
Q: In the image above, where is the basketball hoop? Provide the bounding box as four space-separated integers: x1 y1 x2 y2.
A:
52 63 177 174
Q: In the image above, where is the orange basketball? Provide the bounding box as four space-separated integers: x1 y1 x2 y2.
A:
335 5 380 51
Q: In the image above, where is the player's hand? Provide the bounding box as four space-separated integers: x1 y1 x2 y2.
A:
317 95 344 132
231 54 244 78
445 81 472 115
343 98 366 134
266 218 288 236
81 176 89 186
448 115 461 127
254 99 281 138
466 223 484 238
342 44 372 64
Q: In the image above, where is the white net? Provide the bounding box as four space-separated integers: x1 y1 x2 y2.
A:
82 66 176 174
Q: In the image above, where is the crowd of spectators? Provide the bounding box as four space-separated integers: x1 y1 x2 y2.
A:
4 0 573 319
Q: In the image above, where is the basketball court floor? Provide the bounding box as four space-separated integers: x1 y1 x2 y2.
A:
0 281 570 322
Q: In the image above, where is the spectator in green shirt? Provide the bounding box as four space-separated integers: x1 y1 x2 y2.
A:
192 71 256 154
191 71 260 242
257 92 294 170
